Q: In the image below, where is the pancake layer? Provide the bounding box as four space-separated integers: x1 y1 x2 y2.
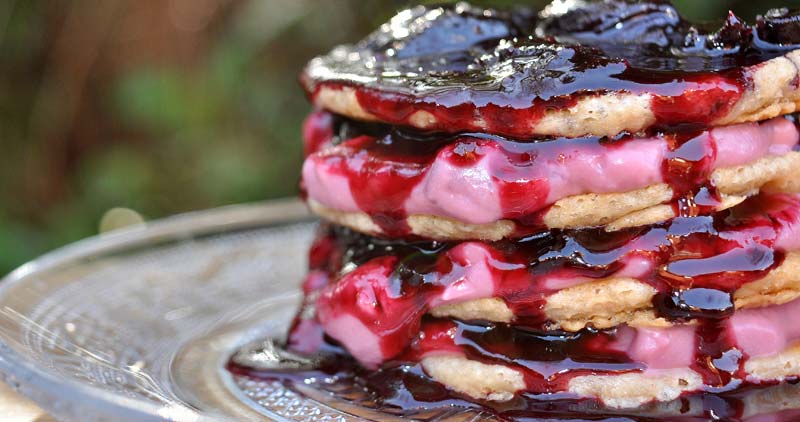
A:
289 194 800 370
303 112 800 238
303 4 800 138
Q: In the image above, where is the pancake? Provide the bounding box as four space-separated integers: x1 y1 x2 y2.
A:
302 3 800 138
433 251 800 331
290 194 800 367
303 112 800 239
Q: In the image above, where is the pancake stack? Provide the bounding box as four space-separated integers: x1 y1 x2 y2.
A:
288 1 800 409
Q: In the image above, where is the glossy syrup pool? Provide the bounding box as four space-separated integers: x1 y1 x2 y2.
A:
227 339 800 422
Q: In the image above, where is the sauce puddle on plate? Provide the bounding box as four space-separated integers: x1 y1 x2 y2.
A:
227 339 800 422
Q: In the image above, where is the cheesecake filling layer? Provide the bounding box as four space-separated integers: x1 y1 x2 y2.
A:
302 112 799 234
289 194 800 367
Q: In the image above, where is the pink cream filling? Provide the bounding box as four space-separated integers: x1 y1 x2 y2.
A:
303 118 798 224
610 325 697 369
728 299 800 358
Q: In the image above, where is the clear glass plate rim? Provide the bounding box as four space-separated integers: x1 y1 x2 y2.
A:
0 198 311 421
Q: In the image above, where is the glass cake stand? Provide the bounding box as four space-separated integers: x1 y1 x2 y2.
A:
5 198 797 422
0 198 421 422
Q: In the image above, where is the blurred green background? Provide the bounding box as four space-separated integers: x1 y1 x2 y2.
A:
1 0 797 275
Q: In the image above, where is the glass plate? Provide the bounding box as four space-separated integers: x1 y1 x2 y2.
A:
0 199 459 422
5 199 800 421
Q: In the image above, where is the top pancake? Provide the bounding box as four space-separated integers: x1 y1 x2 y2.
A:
302 1 800 138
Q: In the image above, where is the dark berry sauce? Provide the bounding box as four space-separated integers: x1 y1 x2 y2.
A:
406 317 642 393
302 2 800 138
663 130 721 218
